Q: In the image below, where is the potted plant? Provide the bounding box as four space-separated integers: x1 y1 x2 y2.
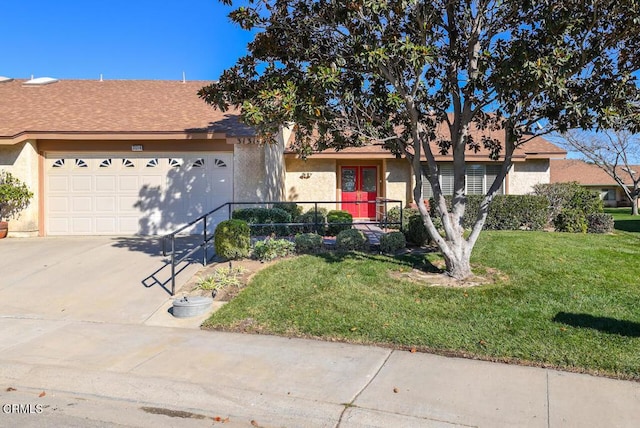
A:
0 170 34 238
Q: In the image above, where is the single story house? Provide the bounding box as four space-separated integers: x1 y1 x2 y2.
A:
1 77 566 236
550 159 639 207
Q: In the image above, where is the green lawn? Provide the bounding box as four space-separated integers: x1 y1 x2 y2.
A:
204 230 640 380
605 207 640 232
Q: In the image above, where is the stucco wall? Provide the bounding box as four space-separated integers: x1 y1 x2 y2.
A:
0 140 39 235
284 158 337 211
233 142 284 203
385 159 411 206
508 159 550 195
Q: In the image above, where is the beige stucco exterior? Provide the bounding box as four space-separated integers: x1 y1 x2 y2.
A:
384 159 412 206
233 141 285 203
0 140 39 236
508 159 550 195
284 158 338 211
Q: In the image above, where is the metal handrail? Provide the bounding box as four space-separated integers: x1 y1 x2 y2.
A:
161 199 404 295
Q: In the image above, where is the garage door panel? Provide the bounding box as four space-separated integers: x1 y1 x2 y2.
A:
95 218 117 234
46 153 233 235
95 196 116 212
71 218 92 234
72 197 93 212
96 176 117 192
71 176 92 191
48 197 70 213
48 176 69 192
48 218 70 234
118 176 139 191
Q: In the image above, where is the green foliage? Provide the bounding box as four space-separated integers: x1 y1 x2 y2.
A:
554 209 588 233
587 213 615 234
379 231 406 254
406 215 430 246
293 209 327 234
385 207 419 230
533 182 603 225
336 229 368 251
214 220 251 260
294 233 323 253
252 238 296 261
429 195 549 231
0 170 34 221
196 266 247 291
273 202 303 218
326 210 353 236
483 195 549 230
201 0 640 276
232 207 292 236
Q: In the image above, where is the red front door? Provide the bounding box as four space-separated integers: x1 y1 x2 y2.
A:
341 166 378 218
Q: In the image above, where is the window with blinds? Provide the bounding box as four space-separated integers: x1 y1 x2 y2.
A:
421 163 505 197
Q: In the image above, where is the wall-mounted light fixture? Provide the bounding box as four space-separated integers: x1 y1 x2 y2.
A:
299 172 312 179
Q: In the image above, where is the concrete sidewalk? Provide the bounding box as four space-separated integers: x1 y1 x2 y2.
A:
0 317 638 427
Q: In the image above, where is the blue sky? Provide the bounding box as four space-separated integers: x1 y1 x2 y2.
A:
0 0 252 81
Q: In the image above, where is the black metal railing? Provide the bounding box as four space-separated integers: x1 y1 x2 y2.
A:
161 198 403 295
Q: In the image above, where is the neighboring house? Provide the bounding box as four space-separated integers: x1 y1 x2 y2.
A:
550 159 640 207
0 77 566 236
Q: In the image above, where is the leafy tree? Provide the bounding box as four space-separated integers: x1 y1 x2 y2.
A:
201 0 640 279
561 129 640 215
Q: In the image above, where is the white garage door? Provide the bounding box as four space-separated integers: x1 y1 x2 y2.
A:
45 153 233 235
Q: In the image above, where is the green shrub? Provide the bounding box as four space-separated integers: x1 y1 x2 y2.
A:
533 182 603 223
294 233 323 253
214 220 251 259
0 170 34 221
484 195 549 230
587 213 614 234
553 208 588 233
379 231 406 254
336 229 368 251
273 202 303 219
232 207 292 236
385 207 419 230
252 238 296 261
429 195 549 231
293 209 327 234
327 210 353 236
406 215 430 246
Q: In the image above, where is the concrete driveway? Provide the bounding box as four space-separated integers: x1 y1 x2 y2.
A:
0 236 203 324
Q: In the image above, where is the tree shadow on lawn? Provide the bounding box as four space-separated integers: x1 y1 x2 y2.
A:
613 220 640 233
553 312 640 338
312 250 443 274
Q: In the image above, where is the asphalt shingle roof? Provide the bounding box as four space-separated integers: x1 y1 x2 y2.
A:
0 79 253 139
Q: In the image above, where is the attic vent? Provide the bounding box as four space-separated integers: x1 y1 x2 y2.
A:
23 77 59 86
0 76 14 83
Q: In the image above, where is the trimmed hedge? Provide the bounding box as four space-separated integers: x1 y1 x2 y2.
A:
406 215 430 246
380 231 407 254
293 209 328 234
428 195 549 231
327 210 353 236
232 207 292 236
273 202 303 219
587 213 615 234
336 229 368 251
533 182 603 224
214 219 250 259
385 207 419 230
294 233 323 253
554 208 588 233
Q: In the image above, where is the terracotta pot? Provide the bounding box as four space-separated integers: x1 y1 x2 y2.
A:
0 221 7 239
